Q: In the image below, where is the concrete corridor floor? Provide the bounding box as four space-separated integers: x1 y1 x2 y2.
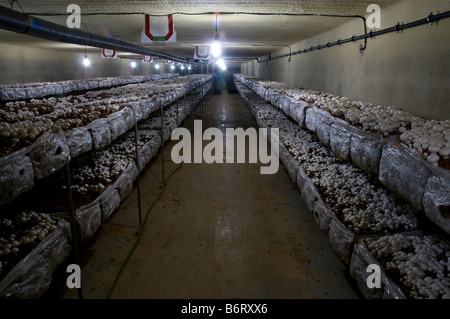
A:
44 90 360 299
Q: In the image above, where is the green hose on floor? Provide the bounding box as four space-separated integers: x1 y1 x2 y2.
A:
105 163 184 299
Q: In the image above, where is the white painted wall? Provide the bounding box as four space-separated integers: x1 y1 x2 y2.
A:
0 43 180 85
241 0 450 120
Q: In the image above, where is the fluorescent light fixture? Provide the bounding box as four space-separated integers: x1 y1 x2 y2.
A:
130 61 137 68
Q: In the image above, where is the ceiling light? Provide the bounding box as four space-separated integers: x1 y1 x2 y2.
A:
221 64 227 71
130 61 137 68
155 64 160 70
211 14 222 57
83 45 90 67
180 65 185 70
211 42 221 57
171 65 175 70
187 65 192 70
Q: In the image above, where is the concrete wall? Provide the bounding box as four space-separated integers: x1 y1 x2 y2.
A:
0 43 184 85
241 0 450 120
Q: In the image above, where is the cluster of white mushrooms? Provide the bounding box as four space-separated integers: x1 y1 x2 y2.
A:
366 234 450 299
257 80 423 137
237 78 449 299
252 79 450 171
138 104 179 131
70 125 161 196
0 76 205 155
254 100 419 235
0 212 57 277
71 149 130 196
400 120 450 166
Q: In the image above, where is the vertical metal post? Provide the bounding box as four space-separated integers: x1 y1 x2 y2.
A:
134 120 142 231
184 92 187 127
65 161 83 299
160 104 165 184
176 97 179 125
201 83 204 116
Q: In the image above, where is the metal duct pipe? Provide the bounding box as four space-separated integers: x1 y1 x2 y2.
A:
0 5 197 65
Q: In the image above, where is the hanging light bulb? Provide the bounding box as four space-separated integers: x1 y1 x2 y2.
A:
180 65 185 70
83 46 90 67
171 64 175 70
211 14 221 57
187 65 192 70
130 61 137 68
217 58 224 66
155 63 160 70
211 41 221 57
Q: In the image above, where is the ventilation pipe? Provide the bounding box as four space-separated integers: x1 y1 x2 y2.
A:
0 5 196 65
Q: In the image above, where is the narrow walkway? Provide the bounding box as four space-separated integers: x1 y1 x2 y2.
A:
45 91 360 299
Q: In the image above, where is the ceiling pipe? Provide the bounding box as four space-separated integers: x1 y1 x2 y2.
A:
0 5 202 65
257 10 450 63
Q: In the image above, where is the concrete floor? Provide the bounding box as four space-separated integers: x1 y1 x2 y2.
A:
44 90 360 299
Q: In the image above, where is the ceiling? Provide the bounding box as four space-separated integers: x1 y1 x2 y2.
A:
0 0 404 66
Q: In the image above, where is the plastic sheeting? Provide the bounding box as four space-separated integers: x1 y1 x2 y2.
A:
305 108 334 146
0 219 72 299
139 98 158 120
329 123 352 161
88 118 112 150
0 74 179 101
279 144 300 184
99 186 121 222
349 242 406 299
328 217 355 265
75 200 102 243
278 95 293 116
297 167 321 212
312 200 334 235
350 133 384 175
266 89 281 106
114 162 136 202
0 154 34 207
129 102 144 123
423 174 450 235
288 101 310 127
107 111 128 142
28 132 70 180
65 127 93 158
379 143 432 211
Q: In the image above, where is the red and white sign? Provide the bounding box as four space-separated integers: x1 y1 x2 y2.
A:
142 55 153 63
193 46 211 60
166 60 174 65
102 48 117 59
141 14 177 43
